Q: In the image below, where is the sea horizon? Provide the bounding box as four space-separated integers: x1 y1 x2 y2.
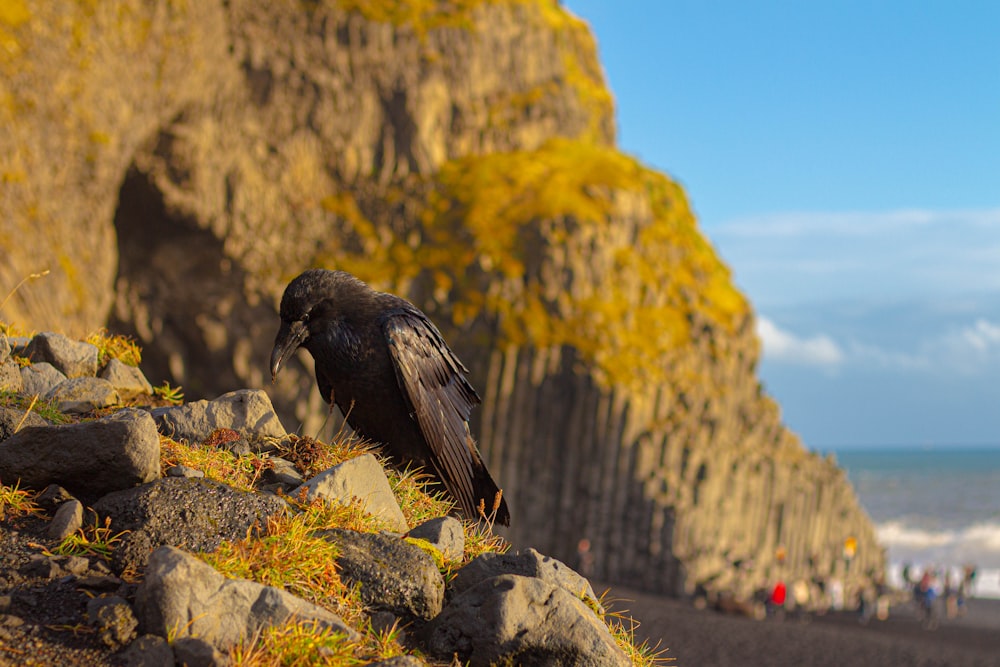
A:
826 445 1000 599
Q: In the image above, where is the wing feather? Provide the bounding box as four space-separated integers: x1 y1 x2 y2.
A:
384 310 482 517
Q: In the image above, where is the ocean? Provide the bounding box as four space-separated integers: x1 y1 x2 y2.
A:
832 447 1000 599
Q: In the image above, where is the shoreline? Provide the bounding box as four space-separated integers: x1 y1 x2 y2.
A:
601 583 1000 667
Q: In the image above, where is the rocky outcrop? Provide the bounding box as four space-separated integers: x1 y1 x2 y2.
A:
423 574 629 667
1 0 881 603
134 545 358 648
0 409 159 500
0 366 633 665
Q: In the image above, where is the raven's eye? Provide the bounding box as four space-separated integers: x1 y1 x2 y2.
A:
302 312 311 322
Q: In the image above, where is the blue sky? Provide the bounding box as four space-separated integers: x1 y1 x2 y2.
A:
564 1 1000 449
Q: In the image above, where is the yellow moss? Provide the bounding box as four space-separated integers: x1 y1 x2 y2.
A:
333 0 483 35
319 138 747 391
428 140 747 380
0 0 29 65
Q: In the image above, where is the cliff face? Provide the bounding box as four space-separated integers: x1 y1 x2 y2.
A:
1 0 881 596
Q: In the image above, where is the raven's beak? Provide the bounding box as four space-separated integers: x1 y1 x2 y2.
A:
270 320 308 382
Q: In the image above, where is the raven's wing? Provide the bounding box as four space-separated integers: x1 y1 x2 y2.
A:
384 309 484 518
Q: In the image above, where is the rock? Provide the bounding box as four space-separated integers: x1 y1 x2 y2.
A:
423 574 629 667
94 477 286 574
35 484 76 512
48 499 84 541
151 389 286 446
44 376 120 413
0 335 8 363
99 358 153 396
170 637 227 667
120 634 174 667
23 332 99 378
165 465 204 478
316 529 444 622
135 546 357 650
0 360 22 393
19 362 67 397
450 547 602 612
0 408 160 498
20 555 63 580
4 337 31 357
366 657 424 667
19 554 89 580
87 596 138 649
294 454 408 532
261 456 304 488
407 516 465 562
0 406 47 442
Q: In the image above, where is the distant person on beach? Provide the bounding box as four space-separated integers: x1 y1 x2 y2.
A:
792 579 811 620
945 570 958 618
829 577 844 610
916 570 938 629
857 584 875 624
769 579 787 619
875 574 890 620
957 564 977 616
575 538 594 577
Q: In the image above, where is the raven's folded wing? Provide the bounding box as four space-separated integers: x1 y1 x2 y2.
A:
384 309 483 517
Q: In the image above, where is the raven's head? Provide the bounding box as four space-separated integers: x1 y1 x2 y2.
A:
270 269 353 382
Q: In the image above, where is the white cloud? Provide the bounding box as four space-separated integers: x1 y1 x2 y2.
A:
956 319 1000 353
705 207 1000 307
929 319 1000 373
756 316 844 366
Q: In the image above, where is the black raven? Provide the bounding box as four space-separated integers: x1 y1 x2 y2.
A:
270 269 510 526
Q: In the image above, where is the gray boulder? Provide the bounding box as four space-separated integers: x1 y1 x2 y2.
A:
0 359 22 392
170 637 227 667
450 547 603 612
152 389 286 445
20 362 67 397
0 334 8 362
0 408 159 498
408 516 465 562
94 477 287 575
45 376 120 413
135 546 357 650
99 358 153 396
24 331 99 378
0 406 47 442
294 454 408 532
423 574 629 667
120 634 174 667
316 528 444 622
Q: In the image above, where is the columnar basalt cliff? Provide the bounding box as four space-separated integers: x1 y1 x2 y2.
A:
2 0 880 598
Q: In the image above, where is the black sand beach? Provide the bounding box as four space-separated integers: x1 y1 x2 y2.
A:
602 584 1000 667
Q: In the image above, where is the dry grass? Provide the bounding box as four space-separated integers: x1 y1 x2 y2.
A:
84 328 141 367
596 589 674 666
0 480 40 520
52 516 129 562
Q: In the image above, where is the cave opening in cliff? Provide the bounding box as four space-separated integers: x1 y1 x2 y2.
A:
109 165 240 397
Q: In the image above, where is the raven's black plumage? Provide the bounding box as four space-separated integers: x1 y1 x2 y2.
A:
270 269 510 526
